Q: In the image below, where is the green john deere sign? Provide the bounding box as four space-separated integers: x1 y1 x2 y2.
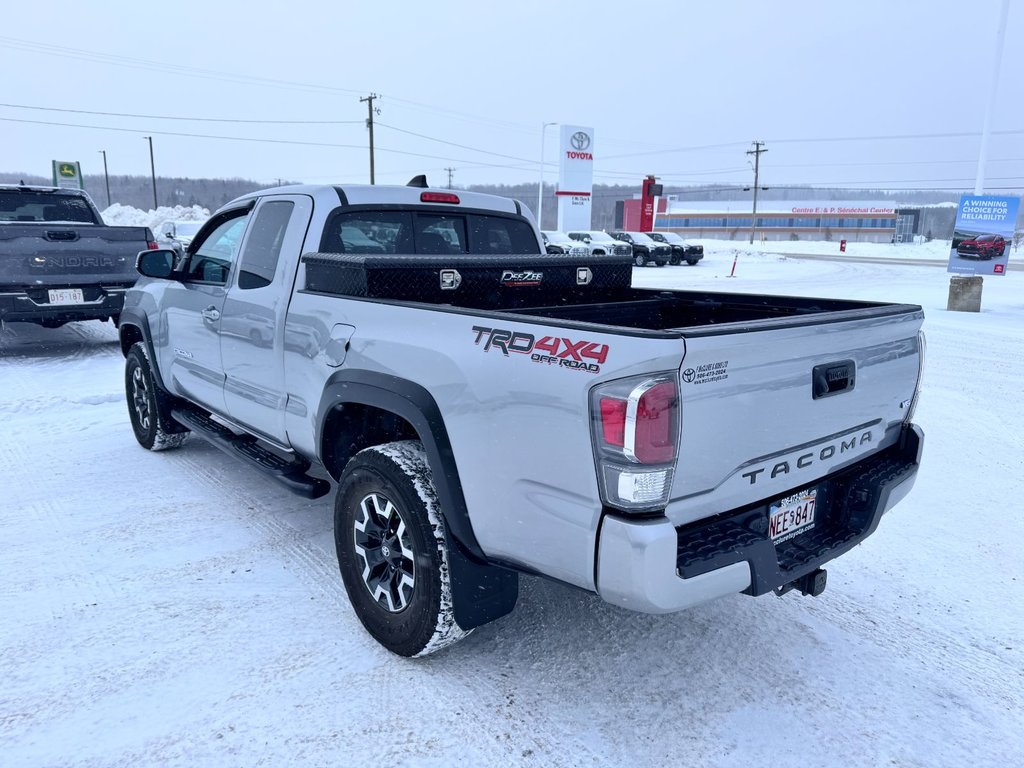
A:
52 160 83 189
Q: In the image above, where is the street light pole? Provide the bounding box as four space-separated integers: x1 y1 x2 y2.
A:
974 0 1010 194
143 136 157 210
537 122 557 230
97 149 111 208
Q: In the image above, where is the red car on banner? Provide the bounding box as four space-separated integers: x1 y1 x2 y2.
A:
956 234 1006 259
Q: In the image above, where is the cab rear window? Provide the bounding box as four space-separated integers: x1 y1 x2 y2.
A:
320 209 539 255
0 190 98 223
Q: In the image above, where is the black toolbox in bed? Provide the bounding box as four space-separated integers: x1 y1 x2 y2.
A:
301 252 634 307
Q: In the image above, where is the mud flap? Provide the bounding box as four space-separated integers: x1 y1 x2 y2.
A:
447 536 519 631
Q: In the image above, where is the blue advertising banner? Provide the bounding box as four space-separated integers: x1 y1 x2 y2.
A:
948 194 1020 276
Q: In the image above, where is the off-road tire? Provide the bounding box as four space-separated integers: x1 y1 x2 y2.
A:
125 342 190 451
686 259 700 266
335 440 469 657
634 252 648 267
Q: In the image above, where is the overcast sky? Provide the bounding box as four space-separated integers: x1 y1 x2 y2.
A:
2 0 1021 195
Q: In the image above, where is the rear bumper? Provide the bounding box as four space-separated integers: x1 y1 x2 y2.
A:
595 423 923 613
0 285 130 324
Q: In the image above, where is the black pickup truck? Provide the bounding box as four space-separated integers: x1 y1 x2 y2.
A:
0 185 157 328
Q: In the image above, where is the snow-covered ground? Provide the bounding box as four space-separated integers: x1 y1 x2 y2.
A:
700 237 966 261
2 248 1023 767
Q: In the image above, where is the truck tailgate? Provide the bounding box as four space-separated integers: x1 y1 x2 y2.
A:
668 307 924 525
0 225 149 286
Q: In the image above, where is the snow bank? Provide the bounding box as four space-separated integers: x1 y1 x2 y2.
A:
696 237 958 261
100 203 210 235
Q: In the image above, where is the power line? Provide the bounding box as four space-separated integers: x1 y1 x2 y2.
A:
770 156 1024 170
380 96 536 135
0 102 362 125
0 115 540 170
375 121 539 164
0 115 367 149
768 128 1024 144
599 128 1024 163
602 140 751 161
0 35 367 96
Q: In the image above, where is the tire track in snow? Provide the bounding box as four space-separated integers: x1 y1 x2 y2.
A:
169 444 601 765
800 589 1022 708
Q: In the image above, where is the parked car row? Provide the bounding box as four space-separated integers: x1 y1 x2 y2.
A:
544 229 704 268
540 230 590 257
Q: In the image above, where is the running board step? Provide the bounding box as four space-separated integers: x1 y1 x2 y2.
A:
171 406 331 499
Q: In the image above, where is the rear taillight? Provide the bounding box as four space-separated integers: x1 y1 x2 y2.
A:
147 240 159 250
591 374 679 512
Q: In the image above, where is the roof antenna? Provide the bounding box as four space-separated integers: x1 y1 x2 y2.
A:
407 174 428 188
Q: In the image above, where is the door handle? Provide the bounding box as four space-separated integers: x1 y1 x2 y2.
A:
202 306 221 322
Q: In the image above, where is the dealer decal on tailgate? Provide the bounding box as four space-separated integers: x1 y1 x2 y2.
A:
472 325 609 373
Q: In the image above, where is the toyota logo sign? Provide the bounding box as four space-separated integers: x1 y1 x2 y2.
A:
570 131 591 151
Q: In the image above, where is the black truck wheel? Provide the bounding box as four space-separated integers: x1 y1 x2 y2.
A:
634 251 648 267
335 440 469 657
125 342 190 451
686 259 700 266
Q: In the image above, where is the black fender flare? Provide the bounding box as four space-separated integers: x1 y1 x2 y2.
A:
316 369 482 558
316 369 518 630
118 308 171 393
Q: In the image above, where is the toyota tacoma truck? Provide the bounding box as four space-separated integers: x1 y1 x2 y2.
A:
0 184 158 327
118 181 925 658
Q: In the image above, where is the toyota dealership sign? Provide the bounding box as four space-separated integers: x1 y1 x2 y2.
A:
557 125 594 231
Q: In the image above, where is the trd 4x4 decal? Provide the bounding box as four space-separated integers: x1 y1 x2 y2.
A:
471 325 609 374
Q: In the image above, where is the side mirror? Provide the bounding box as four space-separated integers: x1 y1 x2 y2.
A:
136 248 177 279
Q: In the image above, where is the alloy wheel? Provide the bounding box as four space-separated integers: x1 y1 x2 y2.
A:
131 365 151 432
353 492 416 612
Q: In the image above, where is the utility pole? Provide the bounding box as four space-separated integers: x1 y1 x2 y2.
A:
444 167 455 189
360 93 379 184
747 141 767 245
97 149 111 208
143 136 158 210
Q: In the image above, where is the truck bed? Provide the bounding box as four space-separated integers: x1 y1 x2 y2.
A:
495 288 921 336
300 251 920 336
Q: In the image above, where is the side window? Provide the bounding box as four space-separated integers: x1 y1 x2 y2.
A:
236 201 294 290
186 213 249 284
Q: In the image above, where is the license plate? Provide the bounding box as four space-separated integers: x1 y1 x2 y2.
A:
47 288 84 305
769 488 817 543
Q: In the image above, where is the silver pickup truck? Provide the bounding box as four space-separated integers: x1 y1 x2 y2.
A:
118 182 925 657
